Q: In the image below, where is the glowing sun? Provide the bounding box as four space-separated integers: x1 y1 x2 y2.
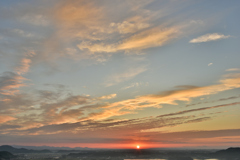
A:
136 145 140 149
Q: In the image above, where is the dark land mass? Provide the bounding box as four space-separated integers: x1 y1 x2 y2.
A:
63 147 240 160
210 147 240 159
0 151 16 160
0 145 51 153
0 145 240 160
64 149 195 160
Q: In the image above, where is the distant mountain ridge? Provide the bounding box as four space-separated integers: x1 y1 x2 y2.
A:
12 145 90 150
0 145 51 153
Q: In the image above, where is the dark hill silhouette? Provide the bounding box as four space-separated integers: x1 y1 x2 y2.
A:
211 147 240 159
0 145 51 153
216 147 240 154
0 151 16 160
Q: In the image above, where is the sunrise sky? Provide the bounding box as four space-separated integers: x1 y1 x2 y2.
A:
0 0 240 149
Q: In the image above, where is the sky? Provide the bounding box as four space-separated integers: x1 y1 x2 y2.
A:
0 0 240 149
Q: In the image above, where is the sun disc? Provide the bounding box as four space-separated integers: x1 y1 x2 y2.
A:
137 145 140 149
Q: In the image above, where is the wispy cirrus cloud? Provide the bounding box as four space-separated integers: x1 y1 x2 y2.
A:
144 128 240 144
1 71 240 135
118 27 179 51
54 0 105 40
86 107 131 121
186 95 240 107
21 14 50 26
3 110 208 135
97 94 117 100
15 58 32 75
6 97 236 136
0 0 211 67
107 73 240 110
189 33 231 43
39 95 91 124
104 66 147 87
110 20 150 34
208 63 213 66
15 51 36 75
226 68 240 72
158 102 240 118
78 26 180 54
0 72 27 96
121 82 148 90
13 29 35 38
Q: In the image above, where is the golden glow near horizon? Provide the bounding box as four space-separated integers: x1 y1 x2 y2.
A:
0 0 240 149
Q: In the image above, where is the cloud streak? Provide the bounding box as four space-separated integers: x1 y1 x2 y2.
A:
0 72 27 96
78 26 180 54
1 71 240 136
0 115 16 124
158 102 240 118
189 33 231 43
104 66 147 87
107 73 240 110
118 27 179 51
15 51 36 75
226 68 240 72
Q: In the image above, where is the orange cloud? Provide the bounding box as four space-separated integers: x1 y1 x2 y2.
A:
97 94 117 100
56 0 102 26
54 0 105 40
86 107 131 121
0 115 16 123
40 95 90 123
2 72 239 133
107 73 240 110
15 58 32 75
0 72 27 95
52 108 84 124
118 27 179 51
78 26 180 53
15 51 36 75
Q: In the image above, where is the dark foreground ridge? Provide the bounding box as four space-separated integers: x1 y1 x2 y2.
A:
212 147 240 159
0 151 16 160
65 149 194 159
0 145 240 160
63 147 240 160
